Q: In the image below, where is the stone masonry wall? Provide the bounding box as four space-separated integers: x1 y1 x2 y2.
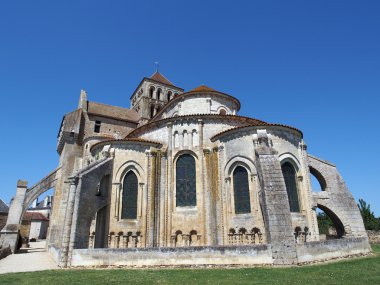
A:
296 237 371 264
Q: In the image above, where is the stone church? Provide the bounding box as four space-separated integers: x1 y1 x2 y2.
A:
1 71 370 266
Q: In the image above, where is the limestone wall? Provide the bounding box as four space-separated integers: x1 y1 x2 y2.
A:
70 245 272 267
296 237 371 264
161 94 237 118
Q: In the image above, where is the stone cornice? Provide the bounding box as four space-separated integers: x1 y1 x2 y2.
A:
90 138 162 154
126 114 269 139
210 124 303 142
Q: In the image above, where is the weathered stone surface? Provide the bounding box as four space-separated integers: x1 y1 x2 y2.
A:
6 72 370 267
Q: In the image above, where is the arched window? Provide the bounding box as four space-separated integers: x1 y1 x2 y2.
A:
233 166 251 214
157 88 162 101
150 105 155 118
219 109 227 115
176 154 196 207
167 91 172 101
149 86 155 98
281 162 300 212
121 171 138 219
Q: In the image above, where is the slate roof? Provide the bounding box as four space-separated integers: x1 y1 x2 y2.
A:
0 199 9 213
87 102 140 123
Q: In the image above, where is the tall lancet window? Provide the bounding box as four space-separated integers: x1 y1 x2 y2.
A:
233 166 251 214
121 171 138 219
281 162 300 212
176 154 196 207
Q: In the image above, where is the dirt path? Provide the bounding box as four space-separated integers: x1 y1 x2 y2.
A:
0 240 58 274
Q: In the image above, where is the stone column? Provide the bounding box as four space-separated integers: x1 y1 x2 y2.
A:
166 122 173 246
254 130 297 265
0 180 28 252
298 141 319 241
59 176 78 267
113 183 122 219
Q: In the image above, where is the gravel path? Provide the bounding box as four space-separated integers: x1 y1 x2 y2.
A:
0 240 58 274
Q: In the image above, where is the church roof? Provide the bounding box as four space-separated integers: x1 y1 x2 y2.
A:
87 102 140 123
90 137 162 153
189 85 218 92
23 212 49 221
210 124 303 141
150 71 174 86
0 199 9 213
126 114 303 139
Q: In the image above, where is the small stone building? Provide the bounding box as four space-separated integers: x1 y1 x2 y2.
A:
1 71 370 266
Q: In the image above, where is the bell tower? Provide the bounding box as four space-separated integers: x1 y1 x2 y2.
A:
130 71 184 124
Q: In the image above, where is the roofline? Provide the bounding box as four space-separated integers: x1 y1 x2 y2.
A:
126 114 274 138
90 138 162 153
210 124 303 142
87 101 140 124
87 112 139 124
150 89 241 121
130 77 184 99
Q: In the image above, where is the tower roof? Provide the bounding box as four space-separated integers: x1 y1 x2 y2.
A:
150 71 174 86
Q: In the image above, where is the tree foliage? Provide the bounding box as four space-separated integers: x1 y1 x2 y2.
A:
357 198 380 231
317 211 334 234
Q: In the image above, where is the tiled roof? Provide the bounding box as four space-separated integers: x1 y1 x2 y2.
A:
0 199 9 213
23 212 49 221
189 85 218 92
126 113 303 139
87 102 140 123
150 71 174 86
90 138 162 153
210 124 303 141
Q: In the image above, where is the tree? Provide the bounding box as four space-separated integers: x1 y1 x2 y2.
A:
357 198 380 231
317 211 334 234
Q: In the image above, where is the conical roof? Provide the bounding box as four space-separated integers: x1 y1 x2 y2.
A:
189 85 218 92
150 71 174 86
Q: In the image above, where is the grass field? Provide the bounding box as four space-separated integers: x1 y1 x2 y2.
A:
0 244 379 285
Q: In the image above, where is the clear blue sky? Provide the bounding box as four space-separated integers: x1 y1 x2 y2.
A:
0 1 379 215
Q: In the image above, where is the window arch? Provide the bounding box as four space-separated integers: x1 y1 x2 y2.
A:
219 109 227 115
167 91 172 101
157 88 162 101
149 86 155 98
121 171 138 219
150 105 155 118
233 166 251 214
176 154 196 207
281 162 300 212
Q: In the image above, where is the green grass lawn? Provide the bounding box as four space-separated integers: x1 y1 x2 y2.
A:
1 245 379 285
